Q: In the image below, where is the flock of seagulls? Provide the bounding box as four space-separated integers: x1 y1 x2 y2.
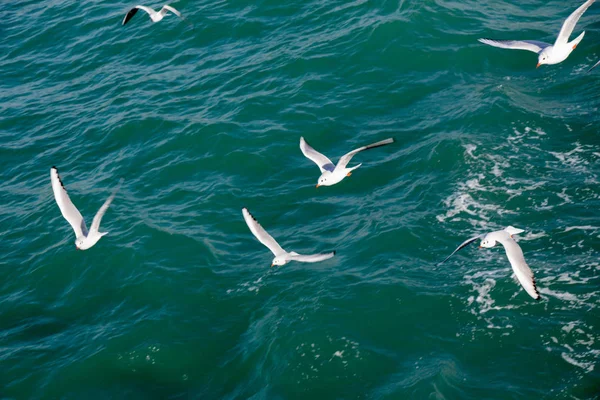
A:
50 0 599 301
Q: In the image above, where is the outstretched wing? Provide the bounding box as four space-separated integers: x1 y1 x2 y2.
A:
588 59 600 72
288 251 336 263
300 137 335 173
122 5 155 25
500 238 540 300
478 38 550 54
336 138 394 169
161 5 182 17
90 179 123 234
555 0 595 46
242 208 286 256
50 167 88 238
437 234 485 265
162 5 194 28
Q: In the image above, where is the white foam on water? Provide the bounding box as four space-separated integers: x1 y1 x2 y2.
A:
227 275 267 295
520 231 547 241
542 320 599 374
561 352 595 373
563 226 599 233
292 336 363 382
538 288 580 302
548 142 599 184
556 188 573 205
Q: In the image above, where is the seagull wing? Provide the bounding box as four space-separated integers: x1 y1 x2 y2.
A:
288 251 336 263
478 38 550 54
336 138 394 170
50 167 88 239
437 234 485 265
161 5 182 17
122 5 155 25
300 137 335 173
588 59 600 72
499 238 540 300
555 0 595 46
90 179 123 234
161 5 194 28
242 208 286 256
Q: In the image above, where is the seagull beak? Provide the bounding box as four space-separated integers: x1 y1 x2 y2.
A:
536 63 541 68
271 263 275 267
316 184 320 188
478 246 482 249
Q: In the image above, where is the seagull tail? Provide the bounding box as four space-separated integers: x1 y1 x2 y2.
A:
569 31 585 48
504 226 524 236
349 163 362 173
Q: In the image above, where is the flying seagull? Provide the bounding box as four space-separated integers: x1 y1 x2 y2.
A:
51 167 122 250
300 137 394 187
478 0 595 68
122 5 187 26
242 208 335 267
439 226 540 300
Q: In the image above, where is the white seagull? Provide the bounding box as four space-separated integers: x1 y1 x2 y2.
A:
300 137 395 187
439 226 540 300
122 4 186 25
242 208 335 267
478 0 595 68
51 167 122 250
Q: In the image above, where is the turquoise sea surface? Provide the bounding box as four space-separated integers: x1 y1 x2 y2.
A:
1 0 599 398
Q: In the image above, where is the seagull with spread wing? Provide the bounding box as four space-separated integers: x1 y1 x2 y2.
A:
242 208 335 267
122 4 187 26
439 226 540 300
478 0 595 68
50 167 122 250
300 137 394 187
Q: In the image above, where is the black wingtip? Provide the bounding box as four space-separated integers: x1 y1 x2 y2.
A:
332 250 336 255
242 208 258 222
122 7 139 26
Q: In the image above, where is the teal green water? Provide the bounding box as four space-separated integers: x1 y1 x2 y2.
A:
1 0 600 398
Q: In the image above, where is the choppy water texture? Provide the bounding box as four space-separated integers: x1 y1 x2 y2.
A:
1 0 600 398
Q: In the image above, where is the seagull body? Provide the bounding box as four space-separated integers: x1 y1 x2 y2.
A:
242 208 335 267
439 226 540 300
300 137 395 187
478 0 595 67
122 4 183 25
51 167 122 250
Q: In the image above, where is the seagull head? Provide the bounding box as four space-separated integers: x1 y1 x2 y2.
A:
316 171 334 188
75 236 102 251
537 48 552 68
75 238 85 250
479 236 497 249
271 257 286 267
